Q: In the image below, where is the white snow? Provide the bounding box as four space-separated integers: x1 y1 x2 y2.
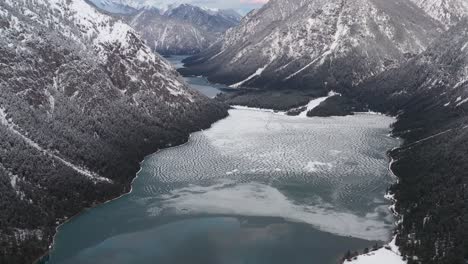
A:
298 91 339 117
344 237 406 264
231 105 285 114
284 3 349 81
284 55 324 80
456 97 468 107
230 65 268 88
462 42 468 52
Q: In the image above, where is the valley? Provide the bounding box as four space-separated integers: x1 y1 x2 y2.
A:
0 0 467 263
40 58 401 264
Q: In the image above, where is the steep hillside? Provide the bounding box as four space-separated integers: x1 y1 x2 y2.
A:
0 0 227 263
356 19 468 264
182 0 442 92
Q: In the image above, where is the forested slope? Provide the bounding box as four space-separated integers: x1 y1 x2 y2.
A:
357 19 468 263
0 0 227 262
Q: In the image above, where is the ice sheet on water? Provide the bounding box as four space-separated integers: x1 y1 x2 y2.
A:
147 180 393 241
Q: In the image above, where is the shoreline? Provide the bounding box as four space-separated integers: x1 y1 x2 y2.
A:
343 125 406 263
36 78 402 264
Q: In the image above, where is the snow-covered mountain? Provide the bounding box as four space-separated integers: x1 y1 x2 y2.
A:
360 19 468 112
408 0 468 28
0 0 227 262
165 4 241 33
88 1 242 55
91 0 185 11
87 0 137 14
183 0 443 92
124 4 242 55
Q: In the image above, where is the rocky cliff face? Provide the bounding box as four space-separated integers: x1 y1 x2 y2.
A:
0 0 227 262
183 0 443 92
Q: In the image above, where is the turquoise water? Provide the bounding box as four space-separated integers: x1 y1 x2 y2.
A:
166 55 234 98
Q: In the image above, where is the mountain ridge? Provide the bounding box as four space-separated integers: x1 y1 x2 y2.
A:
88 0 242 55
182 0 443 92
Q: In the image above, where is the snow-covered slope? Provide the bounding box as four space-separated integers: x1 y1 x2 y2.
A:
359 18 468 112
183 0 443 92
408 0 468 28
0 0 227 262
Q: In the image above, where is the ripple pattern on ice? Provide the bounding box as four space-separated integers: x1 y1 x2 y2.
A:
133 109 399 241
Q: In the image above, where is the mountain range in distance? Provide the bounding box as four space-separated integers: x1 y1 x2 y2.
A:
87 0 243 55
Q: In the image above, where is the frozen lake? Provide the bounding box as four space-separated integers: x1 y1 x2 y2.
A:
41 57 400 264
44 108 399 264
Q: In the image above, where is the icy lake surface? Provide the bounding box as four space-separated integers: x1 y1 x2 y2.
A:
42 58 400 264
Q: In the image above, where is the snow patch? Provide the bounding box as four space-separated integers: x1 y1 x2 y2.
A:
230 65 268 88
298 91 338 117
231 105 286 115
456 97 468 107
462 42 468 52
344 237 406 264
